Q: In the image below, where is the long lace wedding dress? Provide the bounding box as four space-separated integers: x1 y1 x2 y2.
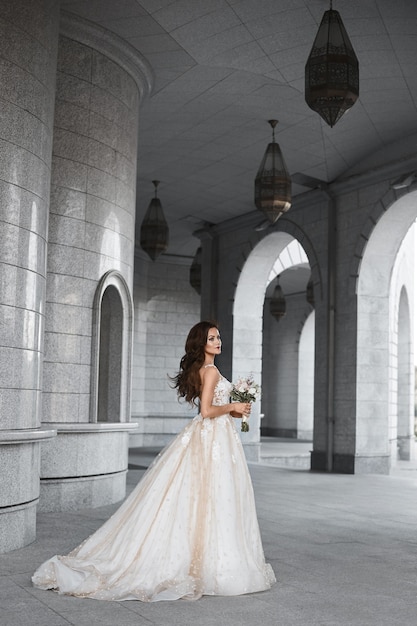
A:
32 370 276 602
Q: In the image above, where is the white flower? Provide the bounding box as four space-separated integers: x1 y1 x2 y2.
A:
230 374 261 432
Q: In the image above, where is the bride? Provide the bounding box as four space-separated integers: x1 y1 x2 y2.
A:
32 321 276 602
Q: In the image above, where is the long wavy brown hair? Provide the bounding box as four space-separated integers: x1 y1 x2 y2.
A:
171 321 219 406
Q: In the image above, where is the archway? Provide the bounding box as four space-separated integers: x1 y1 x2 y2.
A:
233 232 313 445
356 191 417 472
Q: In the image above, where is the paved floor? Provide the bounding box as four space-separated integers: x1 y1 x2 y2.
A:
1 440 417 626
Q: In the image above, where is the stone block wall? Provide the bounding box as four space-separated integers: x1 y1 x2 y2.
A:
43 33 140 424
194 163 417 473
131 254 200 445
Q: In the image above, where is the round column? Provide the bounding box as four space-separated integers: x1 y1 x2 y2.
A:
39 13 152 511
0 0 60 552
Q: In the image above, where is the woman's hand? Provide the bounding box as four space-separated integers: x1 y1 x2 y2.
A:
230 402 251 419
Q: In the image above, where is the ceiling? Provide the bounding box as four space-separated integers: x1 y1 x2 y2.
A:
61 0 417 257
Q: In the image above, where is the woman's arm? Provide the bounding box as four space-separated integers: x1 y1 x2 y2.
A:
199 367 250 419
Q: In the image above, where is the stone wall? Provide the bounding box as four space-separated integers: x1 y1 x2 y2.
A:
131 253 200 446
197 163 417 473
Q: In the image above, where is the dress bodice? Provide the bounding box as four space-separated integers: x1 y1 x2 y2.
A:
212 375 232 406
203 365 232 406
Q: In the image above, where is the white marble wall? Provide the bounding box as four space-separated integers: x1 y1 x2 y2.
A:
0 0 60 552
341 185 417 473
194 171 417 474
130 254 200 446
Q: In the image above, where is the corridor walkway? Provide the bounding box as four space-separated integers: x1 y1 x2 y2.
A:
1 442 417 626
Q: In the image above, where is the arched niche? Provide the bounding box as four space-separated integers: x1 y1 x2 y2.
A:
90 271 133 423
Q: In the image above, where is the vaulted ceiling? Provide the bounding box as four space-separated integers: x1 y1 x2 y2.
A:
61 0 417 256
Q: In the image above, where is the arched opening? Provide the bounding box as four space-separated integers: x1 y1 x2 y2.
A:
356 191 417 473
233 232 315 447
297 310 315 440
261 263 312 438
98 285 123 422
397 287 412 460
90 271 133 424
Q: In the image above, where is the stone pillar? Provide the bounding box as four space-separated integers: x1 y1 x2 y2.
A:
39 13 153 511
0 0 60 552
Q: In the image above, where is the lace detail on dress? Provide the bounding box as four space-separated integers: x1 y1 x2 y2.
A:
203 364 232 408
212 375 232 406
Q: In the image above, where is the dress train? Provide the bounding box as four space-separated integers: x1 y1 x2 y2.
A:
32 375 276 601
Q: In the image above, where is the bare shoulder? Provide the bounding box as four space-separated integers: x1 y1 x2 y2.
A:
200 364 220 384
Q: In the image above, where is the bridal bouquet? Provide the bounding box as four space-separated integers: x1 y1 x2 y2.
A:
230 374 261 432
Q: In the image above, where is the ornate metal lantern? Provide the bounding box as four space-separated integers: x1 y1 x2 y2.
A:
140 180 169 261
254 120 291 224
305 0 359 127
189 246 202 295
270 277 286 321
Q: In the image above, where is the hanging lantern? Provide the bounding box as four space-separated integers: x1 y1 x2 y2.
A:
305 0 359 127
306 276 315 307
140 180 169 261
270 277 286 321
189 246 202 295
254 120 291 224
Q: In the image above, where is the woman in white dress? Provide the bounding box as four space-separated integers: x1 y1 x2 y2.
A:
32 321 276 601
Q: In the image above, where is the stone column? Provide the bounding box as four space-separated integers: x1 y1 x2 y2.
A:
0 0 60 552
38 13 153 511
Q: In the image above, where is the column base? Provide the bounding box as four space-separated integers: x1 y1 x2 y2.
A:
0 428 56 553
0 500 37 553
39 471 127 512
39 423 137 512
261 427 297 438
311 451 390 474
